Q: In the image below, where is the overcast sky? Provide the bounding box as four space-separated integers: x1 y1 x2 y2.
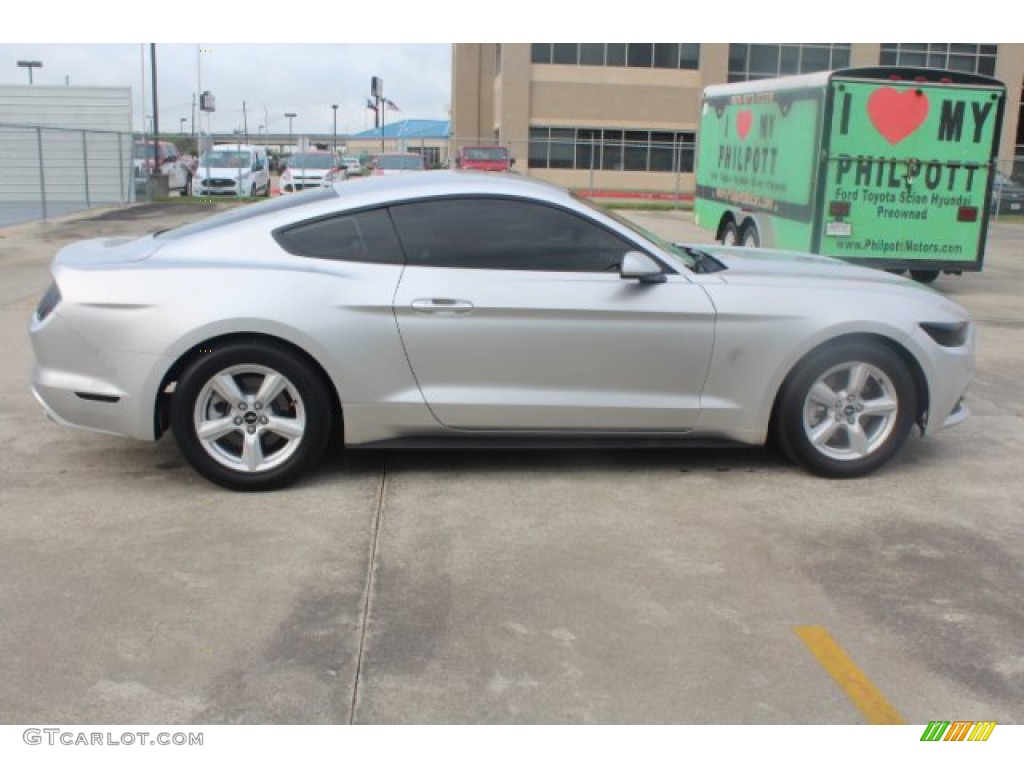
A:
0 43 452 136
1 3 995 138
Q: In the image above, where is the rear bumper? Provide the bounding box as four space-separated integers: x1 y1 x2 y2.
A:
30 312 165 441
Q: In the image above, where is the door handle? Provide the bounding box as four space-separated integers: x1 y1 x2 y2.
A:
411 298 474 314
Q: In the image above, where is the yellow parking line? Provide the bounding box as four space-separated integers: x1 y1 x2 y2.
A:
794 625 906 725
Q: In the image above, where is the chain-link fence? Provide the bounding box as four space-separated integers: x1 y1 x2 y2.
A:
0 123 134 227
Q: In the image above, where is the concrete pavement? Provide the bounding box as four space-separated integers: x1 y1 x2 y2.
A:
1 201 1021 725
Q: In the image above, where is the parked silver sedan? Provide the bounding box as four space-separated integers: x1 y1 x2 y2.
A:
29 172 974 490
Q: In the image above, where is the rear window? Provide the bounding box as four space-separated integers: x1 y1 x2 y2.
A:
155 188 337 240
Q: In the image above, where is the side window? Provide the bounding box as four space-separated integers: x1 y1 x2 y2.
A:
274 208 404 264
389 197 634 272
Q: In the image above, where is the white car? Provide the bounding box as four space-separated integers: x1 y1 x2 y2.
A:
279 152 347 194
192 144 271 198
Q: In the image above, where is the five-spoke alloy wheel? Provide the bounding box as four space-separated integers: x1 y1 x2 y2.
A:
171 343 332 491
775 340 917 478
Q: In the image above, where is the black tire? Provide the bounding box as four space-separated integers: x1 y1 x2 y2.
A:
910 269 940 284
774 340 917 478
740 222 760 248
170 342 332 491
720 220 740 246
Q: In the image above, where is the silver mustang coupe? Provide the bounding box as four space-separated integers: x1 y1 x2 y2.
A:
30 172 973 491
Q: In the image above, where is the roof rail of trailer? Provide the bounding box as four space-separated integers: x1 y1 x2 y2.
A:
703 67 1005 98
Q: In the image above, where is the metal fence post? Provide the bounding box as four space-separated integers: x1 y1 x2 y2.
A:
81 130 91 209
36 127 48 222
118 132 126 205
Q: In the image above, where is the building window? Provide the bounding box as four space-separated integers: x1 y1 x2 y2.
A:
531 43 700 70
529 127 696 173
727 44 851 82
879 44 997 77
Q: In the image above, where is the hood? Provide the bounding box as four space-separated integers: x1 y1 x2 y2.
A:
54 236 161 268
694 245 919 288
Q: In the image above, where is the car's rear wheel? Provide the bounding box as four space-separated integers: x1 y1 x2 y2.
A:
170 343 332 491
775 340 917 478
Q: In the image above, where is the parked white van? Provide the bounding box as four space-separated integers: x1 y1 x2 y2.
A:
192 144 270 197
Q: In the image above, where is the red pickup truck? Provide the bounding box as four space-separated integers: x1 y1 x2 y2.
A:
456 146 513 172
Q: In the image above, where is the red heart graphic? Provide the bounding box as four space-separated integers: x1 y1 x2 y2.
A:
736 110 753 140
867 87 929 145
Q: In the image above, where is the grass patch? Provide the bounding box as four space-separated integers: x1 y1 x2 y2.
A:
596 200 693 212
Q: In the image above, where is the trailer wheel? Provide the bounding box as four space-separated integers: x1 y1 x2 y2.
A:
910 270 939 284
720 221 740 246
740 222 760 248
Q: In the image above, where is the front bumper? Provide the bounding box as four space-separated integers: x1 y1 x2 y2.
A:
194 177 247 196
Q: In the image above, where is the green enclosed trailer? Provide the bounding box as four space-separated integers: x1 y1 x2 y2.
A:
694 67 1006 282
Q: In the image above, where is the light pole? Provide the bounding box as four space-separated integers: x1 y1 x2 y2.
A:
17 60 42 84
332 104 338 155
179 117 187 134
284 112 296 136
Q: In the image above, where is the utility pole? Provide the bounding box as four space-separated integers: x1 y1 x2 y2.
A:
243 101 249 144
150 44 160 168
332 104 338 154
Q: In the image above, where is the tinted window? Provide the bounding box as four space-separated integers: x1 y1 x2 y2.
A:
390 198 634 273
275 208 403 264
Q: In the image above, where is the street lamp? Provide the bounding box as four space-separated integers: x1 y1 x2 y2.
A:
17 60 42 84
332 104 338 155
179 117 187 134
284 112 297 139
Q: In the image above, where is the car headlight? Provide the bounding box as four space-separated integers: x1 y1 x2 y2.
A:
920 321 970 347
35 282 61 321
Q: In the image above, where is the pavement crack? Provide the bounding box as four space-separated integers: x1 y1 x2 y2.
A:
348 459 388 724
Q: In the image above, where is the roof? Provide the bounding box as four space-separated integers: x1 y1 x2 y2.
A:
350 119 450 140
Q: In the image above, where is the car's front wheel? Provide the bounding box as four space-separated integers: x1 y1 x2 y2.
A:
775 340 917 478
170 343 332 491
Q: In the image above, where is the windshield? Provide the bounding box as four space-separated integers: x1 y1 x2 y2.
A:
464 147 507 161
377 155 423 170
200 150 252 168
286 154 337 170
572 192 700 271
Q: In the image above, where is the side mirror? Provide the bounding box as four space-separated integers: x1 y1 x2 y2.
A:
620 251 666 284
